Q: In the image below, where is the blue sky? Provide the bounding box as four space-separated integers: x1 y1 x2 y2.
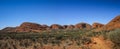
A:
0 0 120 29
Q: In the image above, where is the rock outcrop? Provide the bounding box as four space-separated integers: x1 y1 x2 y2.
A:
75 23 92 30
92 23 104 29
1 27 17 32
1 15 120 32
66 25 74 29
41 24 49 30
103 15 120 31
50 24 63 29
62 25 68 29
15 22 42 32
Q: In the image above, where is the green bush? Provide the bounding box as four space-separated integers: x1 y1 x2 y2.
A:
108 29 120 44
108 29 120 49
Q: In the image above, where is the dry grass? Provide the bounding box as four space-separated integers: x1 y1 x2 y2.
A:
0 29 120 49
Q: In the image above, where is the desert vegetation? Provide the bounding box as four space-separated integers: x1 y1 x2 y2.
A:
0 16 120 49
0 29 92 49
108 29 120 49
0 28 120 49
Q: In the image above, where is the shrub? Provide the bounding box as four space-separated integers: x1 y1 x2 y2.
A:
81 37 91 45
55 33 64 40
100 31 109 40
108 29 120 44
108 29 120 49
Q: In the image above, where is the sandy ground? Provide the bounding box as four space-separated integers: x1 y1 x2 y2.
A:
90 37 112 49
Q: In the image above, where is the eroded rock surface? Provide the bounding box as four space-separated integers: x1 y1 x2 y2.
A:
101 15 120 31
15 22 42 32
75 23 92 30
92 23 104 29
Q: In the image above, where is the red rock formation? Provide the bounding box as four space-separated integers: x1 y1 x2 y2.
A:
1 27 17 32
103 15 120 30
2 15 120 32
50 24 63 29
63 25 68 29
92 23 104 29
15 22 42 32
75 23 92 30
41 24 49 30
66 25 74 29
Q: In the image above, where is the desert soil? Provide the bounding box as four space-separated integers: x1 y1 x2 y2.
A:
90 37 112 49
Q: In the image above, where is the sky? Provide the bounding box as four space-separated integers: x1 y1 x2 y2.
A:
0 0 120 29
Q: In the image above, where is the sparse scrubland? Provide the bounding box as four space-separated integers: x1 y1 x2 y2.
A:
0 16 120 49
0 29 92 49
0 29 120 49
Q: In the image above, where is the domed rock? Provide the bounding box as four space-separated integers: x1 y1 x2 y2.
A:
50 24 63 29
15 22 42 32
66 25 75 29
62 25 68 29
41 24 49 30
75 23 92 30
92 23 104 29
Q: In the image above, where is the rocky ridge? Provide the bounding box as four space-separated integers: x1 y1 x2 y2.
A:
1 15 120 32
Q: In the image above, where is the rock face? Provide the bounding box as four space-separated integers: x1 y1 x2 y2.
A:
2 15 120 32
15 22 42 32
50 24 63 29
41 24 49 30
1 27 17 32
62 25 68 29
75 23 92 30
103 15 120 30
92 23 104 29
66 25 75 29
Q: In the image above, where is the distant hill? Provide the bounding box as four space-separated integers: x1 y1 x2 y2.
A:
1 15 120 32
